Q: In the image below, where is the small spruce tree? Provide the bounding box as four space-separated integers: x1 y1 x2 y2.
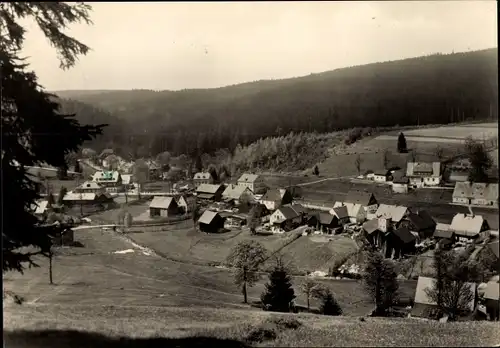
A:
320 290 343 316
261 261 296 312
397 132 407 153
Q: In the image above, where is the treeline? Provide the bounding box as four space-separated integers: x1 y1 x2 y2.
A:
58 48 498 159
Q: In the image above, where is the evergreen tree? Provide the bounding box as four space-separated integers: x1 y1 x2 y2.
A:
397 132 407 153
261 262 296 312
74 160 82 173
320 290 343 316
465 137 492 183
313 165 320 176
1 3 104 273
56 165 68 180
195 155 203 173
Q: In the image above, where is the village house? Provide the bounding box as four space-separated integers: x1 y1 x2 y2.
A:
193 172 214 188
121 174 133 190
400 209 436 239
450 213 490 242
149 196 179 218
62 192 114 208
175 196 189 214
237 173 266 194
222 184 255 206
384 226 417 259
91 170 123 192
392 177 410 194
333 190 378 223
452 182 499 207
374 204 411 230
330 206 350 226
198 210 225 233
406 162 442 188
362 219 385 248
196 184 225 202
307 212 343 234
373 170 391 183
411 276 477 319
269 204 306 233
260 188 293 211
73 181 106 194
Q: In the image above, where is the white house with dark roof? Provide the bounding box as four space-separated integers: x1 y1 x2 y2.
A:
333 190 378 223
406 162 441 188
452 182 499 207
222 184 255 205
269 204 305 233
237 173 265 194
260 188 293 211
62 192 113 207
193 172 214 188
375 204 411 229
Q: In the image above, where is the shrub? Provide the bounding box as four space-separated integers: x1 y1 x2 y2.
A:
245 327 277 343
265 317 302 330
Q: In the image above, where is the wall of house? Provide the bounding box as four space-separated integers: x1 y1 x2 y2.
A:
423 176 441 186
453 197 471 205
374 175 387 183
409 177 424 188
262 200 278 211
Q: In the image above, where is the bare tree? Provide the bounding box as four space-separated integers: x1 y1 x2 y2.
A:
226 241 268 304
355 154 362 176
300 278 318 311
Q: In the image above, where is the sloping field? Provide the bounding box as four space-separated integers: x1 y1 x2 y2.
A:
401 123 498 140
5 303 499 347
127 222 301 266
273 235 359 274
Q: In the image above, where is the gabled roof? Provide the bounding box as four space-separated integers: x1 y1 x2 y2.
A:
332 206 348 219
450 213 486 236
196 184 222 194
393 227 416 244
414 276 476 311
333 202 363 219
345 190 375 206
375 204 409 222
453 182 499 201
393 177 409 184
318 212 336 225
149 196 176 209
362 219 380 234
99 149 114 158
175 195 188 206
487 241 499 259
194 172 212 180
279 188 289 199
407 210 435 231
198 210 220 225
261 189 281 202
276 206 300 220
435 222 450 231
374 170 390 176
406 162 441 177
222 185 253 200
237 173 260 183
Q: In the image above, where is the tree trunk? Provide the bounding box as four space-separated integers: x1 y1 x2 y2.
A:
242 282 248 304
49 250 53 285
307 295 310 310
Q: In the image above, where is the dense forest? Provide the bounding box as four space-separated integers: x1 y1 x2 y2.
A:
56 48 498 159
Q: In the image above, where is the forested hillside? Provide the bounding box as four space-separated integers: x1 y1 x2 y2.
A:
56 48 498 158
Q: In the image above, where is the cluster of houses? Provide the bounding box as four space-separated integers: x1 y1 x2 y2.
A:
367 160 499 209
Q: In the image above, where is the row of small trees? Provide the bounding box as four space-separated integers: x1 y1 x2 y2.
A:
226 240 495 320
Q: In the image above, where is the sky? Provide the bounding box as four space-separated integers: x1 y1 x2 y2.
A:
20 1 498 91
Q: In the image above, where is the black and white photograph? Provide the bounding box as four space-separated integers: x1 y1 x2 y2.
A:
2 1 499 347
